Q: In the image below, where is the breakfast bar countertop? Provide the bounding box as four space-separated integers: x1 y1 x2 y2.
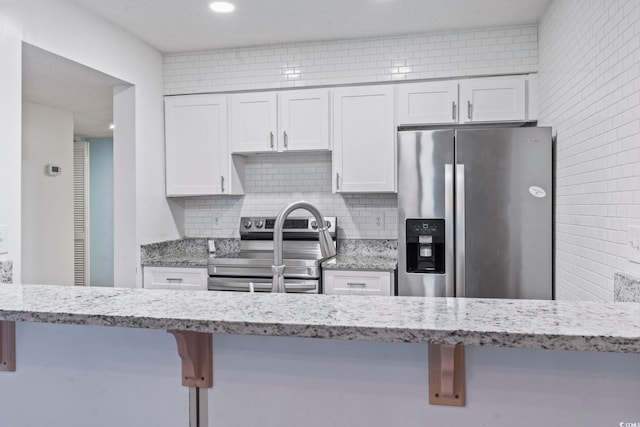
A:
1 284 640 354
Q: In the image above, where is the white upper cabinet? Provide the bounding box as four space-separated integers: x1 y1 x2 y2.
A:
164 94 235 196
332 85 396 193
278 89 330 152
397 81 459 125
230 89 330 154
229 92 278 153
459 76 527 123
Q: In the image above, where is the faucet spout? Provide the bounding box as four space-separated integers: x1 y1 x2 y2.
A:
272 201 337 293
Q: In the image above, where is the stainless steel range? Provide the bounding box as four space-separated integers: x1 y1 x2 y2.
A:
208 216 337 293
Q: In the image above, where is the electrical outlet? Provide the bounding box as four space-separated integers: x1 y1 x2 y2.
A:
0 225 8 255
213 217 219 227
374 215 384 230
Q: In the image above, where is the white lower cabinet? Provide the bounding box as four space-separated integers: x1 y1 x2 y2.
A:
323 270 394 296
143 266 208 291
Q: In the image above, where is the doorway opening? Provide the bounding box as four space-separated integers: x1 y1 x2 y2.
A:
21 43 133 287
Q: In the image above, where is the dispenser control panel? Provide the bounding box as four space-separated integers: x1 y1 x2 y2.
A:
405 219 445 274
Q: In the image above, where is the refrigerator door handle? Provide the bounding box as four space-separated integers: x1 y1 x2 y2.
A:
444 164 455 297
455 164 466 297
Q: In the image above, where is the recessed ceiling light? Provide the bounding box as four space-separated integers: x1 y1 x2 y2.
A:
209 1 235 13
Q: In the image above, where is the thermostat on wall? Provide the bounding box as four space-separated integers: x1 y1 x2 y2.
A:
46 164 62 176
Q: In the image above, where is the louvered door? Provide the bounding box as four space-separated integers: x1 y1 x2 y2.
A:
73 142 89 286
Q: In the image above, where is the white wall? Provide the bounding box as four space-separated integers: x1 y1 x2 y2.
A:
538 0 640 301
167 25 539 239
0 15 22 283
0 0 181 287
0 322 188 426
21 102 74 285
209 335 640 427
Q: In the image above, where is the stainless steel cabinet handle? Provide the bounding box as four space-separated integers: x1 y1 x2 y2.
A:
452 101 457 121
165 278 183 282
467 101 472 120
221 175 225 193
347 282 367 287
455 164 466 297
283 131 288 149
270 131 274 149
336 172 340 190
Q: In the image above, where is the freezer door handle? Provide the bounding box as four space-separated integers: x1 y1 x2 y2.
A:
455 164 466 297
444 164 455 297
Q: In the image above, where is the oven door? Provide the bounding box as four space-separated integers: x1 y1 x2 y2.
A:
207 276 320 293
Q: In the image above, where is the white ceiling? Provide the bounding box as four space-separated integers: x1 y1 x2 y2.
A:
22 43 130 138
71 0 552 53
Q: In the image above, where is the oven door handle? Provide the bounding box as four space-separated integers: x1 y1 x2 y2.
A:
283 282 318 292
207 277 318 293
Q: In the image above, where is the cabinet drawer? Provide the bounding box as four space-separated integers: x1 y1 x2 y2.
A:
143 267 208 291
323 270 393 296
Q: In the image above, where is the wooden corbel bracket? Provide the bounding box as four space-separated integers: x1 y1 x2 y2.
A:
428 343 465 406
0 321 16 372
168 330 213 388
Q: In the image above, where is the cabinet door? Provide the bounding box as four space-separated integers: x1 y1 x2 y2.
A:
397 81 459 125
460 76 526 123
164 94 227 196
143 267 208 291
332 86 396 193
279 89 330 152
230 92 278 153
323 270 393 296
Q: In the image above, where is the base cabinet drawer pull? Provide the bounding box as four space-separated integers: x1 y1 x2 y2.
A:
166 278 184 282
347 282 367 287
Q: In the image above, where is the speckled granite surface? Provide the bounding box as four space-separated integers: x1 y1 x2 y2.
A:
324 239 397 270
338 239 397 257
141 238 239 267
2 284 640 353
323 255 397 271
0 260 12 284
614 273 640 302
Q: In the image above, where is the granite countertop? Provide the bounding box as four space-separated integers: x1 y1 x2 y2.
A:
141 238 239 268
323 239 398 270
614 272 640 302
142 255 209 268
322 254 397 271
141 238 398 271
2 284 640 354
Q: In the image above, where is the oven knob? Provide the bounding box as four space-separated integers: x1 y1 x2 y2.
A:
255 220 264 229
243 220 252 229
311 220 318 230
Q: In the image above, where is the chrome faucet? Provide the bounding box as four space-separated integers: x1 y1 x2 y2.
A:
272 201 336 293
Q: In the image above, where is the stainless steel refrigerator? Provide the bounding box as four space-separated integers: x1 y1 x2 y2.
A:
397 127 553 299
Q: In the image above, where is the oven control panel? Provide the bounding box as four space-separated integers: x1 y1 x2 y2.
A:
240 216 337 235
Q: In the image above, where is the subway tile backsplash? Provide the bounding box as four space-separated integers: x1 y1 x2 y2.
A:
164 25 538 95
184 153 398 239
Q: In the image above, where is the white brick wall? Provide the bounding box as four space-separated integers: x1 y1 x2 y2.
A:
538 0 640 301
164 25 538 94
169 25 539 239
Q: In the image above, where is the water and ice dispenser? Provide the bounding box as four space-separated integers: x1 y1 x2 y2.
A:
405 219 445 274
